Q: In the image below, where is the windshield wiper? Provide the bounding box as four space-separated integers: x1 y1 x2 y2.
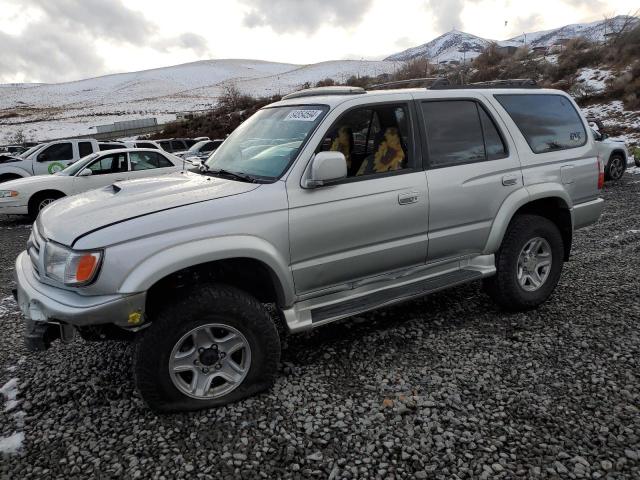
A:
206 168 260 183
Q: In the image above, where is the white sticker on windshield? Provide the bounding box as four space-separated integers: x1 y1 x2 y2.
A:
284 109 323 122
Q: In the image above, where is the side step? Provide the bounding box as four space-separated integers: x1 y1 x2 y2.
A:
282 262 491 333
310 269 481 324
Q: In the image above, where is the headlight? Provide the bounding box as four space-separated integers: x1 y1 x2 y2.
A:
0 190 18 198
43 242 102 286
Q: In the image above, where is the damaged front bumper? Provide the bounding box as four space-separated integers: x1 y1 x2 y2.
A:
14 251 146 351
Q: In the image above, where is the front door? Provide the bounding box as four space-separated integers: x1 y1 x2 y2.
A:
32 142 75 175
417 97 522 261
287 102 430 295
72 152 129 192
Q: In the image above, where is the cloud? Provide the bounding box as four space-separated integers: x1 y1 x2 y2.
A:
28 0 156 45
425 0 467 33
239 0 374 33
0 23 104 83
0 0 212 83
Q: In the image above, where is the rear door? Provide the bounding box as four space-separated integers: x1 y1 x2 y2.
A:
128 151 181 178
417 95 522 261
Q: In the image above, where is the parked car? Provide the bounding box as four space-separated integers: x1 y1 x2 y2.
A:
122 140 163 150
590 129 633 180
176 139 224 163
14 82 604 412
0 139 100 183
0 148 183 220
157 138 197 153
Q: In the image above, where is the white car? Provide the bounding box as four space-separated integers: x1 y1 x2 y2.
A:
0 148 184 220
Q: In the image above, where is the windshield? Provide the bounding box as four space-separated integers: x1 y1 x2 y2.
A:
57 153 100 176
19 144 45 158
204 105 328 180
187 140 209 153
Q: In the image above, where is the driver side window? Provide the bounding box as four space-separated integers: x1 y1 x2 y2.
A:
86 153 128 175
318 105 412 178
40 142 73 162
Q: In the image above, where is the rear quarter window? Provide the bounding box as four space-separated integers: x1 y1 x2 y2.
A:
495 94 586 154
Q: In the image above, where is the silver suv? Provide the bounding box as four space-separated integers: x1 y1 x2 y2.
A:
14 81 605 412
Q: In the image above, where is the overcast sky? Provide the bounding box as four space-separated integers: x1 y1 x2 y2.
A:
0 0 636 83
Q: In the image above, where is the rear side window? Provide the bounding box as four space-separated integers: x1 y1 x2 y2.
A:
170 140 186 151
159 141 171 151
495 94 586 154
99 143 123 151
421 101 485 167
78 141 94 157
130 151 174 170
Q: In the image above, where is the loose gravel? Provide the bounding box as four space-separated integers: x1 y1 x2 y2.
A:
1 177 639 479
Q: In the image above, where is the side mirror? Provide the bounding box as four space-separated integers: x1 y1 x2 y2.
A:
78 168 92 177
305 151 347 188
37 152 48 162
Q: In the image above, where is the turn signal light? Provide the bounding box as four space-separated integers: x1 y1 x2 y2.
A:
75 254 98 283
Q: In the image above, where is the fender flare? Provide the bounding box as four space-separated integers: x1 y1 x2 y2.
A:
483 184 573 255
118 235 294 307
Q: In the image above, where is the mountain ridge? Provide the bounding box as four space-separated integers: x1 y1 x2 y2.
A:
385 15 638 62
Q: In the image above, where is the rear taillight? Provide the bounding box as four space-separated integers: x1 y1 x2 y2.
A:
597 155 604 190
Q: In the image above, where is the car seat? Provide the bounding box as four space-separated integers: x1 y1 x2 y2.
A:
328 126 354 170
356 127 407 176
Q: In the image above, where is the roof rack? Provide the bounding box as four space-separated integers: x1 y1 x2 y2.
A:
282 86 366 100
368 77 450 90
431 78 539 90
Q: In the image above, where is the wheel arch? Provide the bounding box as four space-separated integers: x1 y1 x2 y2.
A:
484 186 573 261
28 189 67 209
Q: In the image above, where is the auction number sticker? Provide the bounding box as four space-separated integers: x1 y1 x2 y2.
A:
284 109 323 122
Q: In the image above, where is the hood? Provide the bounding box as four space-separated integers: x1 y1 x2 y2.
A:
0 154 22 164
602 137 626 145
1 174 68 191
38 171 260 247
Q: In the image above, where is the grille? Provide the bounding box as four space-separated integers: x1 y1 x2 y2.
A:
27 225 43 279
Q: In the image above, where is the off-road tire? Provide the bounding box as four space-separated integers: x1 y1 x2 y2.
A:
483 214 564 311
605 154 626 181
133 283 281 413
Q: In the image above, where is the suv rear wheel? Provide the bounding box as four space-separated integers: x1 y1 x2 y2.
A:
134 283 280 412
484 214 564 311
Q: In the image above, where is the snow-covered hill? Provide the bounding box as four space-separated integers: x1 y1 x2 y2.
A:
508 15 638 47
385 15 638 62
385 31 492 63
0 59 396 142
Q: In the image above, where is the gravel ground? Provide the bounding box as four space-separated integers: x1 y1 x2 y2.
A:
1 176 639 479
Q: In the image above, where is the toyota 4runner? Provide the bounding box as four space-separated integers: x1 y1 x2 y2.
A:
14 81 605 412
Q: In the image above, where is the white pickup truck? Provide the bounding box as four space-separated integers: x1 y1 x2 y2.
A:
0 139 100 183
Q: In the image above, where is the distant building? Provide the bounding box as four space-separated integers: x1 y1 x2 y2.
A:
497 45 518 55
532 46 548 55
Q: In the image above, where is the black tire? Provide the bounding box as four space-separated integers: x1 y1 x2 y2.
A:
133 283 281 413
28 192 65 221
483 214 564 311
605 154 626 181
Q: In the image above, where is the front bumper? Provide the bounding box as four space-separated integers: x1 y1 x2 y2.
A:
14 251 146 349
0 202 28 215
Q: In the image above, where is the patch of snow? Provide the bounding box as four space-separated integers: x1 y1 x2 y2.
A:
0 296 19 319
0 378 19 412
576 68 613 94
0 432 24 454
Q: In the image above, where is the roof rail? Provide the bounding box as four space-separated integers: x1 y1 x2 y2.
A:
431 78 539 90
368 77 450 90
282 86 366 100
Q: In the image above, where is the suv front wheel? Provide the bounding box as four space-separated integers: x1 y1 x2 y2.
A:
134 283 281 412
484 214 564 311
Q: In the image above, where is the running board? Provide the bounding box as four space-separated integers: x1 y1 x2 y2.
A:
282 263 491 333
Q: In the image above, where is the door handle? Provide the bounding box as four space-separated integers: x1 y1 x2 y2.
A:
502 175 519 186
398 192 420 205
